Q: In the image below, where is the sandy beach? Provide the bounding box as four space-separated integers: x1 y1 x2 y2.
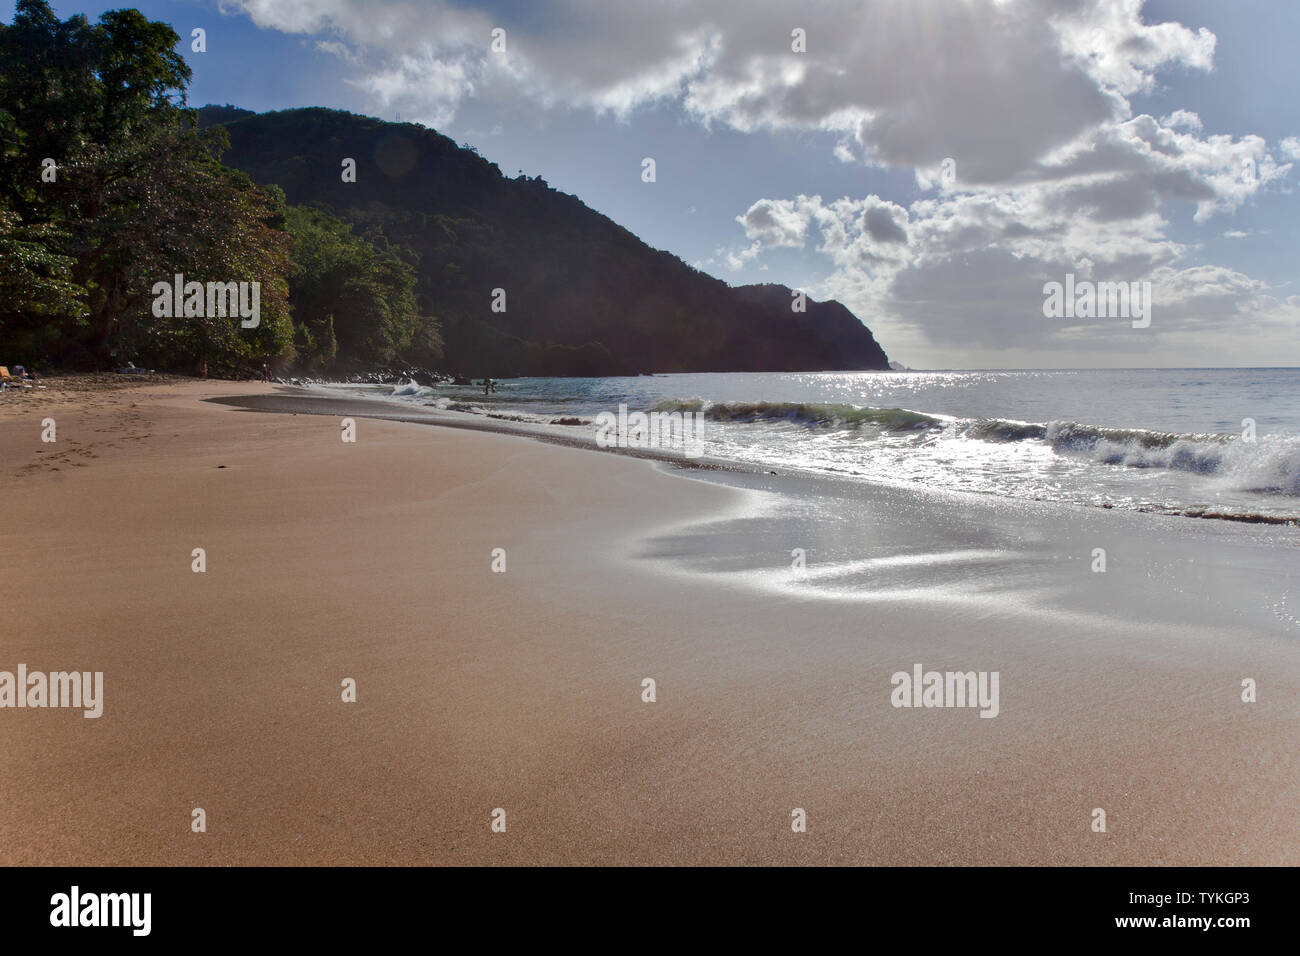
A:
1 379 1297 866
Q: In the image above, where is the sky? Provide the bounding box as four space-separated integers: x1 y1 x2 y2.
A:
24 0 1300 369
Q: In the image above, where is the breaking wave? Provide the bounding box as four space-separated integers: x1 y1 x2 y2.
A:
391 380 431 398
649 399 941 431
649 398 1300 498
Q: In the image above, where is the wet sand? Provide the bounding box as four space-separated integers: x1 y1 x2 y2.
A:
1 380 1296 864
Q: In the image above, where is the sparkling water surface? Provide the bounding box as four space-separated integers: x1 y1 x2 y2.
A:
320 368 1300 521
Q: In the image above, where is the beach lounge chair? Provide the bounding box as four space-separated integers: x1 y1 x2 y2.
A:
1 366 33 390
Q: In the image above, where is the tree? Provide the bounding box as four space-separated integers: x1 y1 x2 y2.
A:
284 205 442 369
0 1 190 221
0 1 292 372
0 204 87 363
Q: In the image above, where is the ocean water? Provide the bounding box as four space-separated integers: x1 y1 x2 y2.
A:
318 368 1300 522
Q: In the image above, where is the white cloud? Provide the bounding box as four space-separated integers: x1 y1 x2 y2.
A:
1160 109 1203 132
221 0 1300 363
736 197 814 248
1051 0 1215 96
222 0 1200 170
731 103 1296 357
725 241 762 271
347 51 476 128
315 40 358 64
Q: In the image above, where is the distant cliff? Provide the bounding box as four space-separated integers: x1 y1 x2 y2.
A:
202 106 890 376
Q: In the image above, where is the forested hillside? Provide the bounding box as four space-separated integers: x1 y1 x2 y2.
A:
0 0 888 377
206 106 891 376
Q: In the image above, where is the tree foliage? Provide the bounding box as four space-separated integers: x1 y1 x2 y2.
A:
0 0 879 377
284 205 441 371
0 1 437 375
208 107 889 376
0 205 87 358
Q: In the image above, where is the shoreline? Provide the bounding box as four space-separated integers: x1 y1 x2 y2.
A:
212 385 1300 528
1 380 1297 865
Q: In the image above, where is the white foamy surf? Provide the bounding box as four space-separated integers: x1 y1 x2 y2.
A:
310 368 1300 524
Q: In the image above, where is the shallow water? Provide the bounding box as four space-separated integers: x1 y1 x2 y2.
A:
322 368 1300 522
634 463 1300 643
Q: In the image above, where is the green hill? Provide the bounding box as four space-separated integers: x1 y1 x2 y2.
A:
201 106 890 377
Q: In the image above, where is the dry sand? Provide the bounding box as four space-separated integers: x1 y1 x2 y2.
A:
1 379 1296 865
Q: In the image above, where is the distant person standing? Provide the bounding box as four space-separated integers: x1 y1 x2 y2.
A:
262 361 270 383
201 360 207 380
